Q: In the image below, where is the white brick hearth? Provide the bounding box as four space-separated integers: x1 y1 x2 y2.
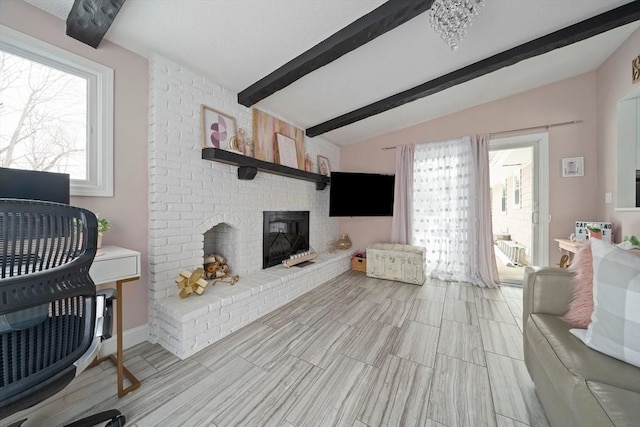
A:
148 55 343 358
157 252 351 359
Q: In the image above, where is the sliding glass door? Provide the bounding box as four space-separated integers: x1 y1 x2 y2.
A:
489 133 549 285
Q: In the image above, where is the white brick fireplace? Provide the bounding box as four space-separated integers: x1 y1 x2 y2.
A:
148 55 347 358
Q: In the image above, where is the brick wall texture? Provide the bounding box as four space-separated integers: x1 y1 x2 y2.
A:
148 55 342 348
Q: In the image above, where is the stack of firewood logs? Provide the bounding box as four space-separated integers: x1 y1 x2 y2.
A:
203 254 230 279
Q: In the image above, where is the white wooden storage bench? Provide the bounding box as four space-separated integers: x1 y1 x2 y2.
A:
366 243 426 285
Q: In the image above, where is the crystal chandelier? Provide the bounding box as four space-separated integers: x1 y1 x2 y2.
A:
428 0 485 50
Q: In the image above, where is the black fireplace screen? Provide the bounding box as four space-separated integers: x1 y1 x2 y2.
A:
263 211 310 268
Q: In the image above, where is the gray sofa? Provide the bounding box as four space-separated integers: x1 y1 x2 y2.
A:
523 266 640 427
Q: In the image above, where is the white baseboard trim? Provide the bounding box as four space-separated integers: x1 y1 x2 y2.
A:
99 323 149 357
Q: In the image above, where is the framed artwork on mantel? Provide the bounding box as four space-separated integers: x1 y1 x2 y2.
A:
253 108 304 168
275 133 299 168
201 105 239 152
317 155 331 176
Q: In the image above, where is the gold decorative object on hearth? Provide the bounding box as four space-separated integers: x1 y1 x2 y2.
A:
336 233 352 250
175 267 208 298
210 274 240 286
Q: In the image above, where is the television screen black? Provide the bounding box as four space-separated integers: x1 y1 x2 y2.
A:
329 172 395 217
0 167 70 204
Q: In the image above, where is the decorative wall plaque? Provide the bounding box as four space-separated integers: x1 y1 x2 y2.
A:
575 221 612 243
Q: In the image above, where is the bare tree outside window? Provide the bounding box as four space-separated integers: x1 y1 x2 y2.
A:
0 50 87 179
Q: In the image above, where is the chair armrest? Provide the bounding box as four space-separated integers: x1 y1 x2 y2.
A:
523 266 575 325
96 288 117 340
97 288 116 302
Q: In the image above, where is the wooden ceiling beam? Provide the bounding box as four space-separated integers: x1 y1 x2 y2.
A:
66 0 126 49
237 0 434 107
306 1 640 138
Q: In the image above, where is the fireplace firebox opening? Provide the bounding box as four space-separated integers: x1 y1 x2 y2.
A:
263 211 310 269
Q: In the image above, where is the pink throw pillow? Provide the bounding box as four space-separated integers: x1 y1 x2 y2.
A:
561 240 593 328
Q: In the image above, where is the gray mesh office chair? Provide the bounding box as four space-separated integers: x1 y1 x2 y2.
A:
0 198 125 426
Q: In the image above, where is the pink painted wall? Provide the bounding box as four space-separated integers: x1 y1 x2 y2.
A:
596 28 640 239
1 1 149 332
341 72 601 265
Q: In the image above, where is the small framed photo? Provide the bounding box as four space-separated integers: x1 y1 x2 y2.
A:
274 133 299 168
562 156 584 177
201 105 239 152
317 155 331 176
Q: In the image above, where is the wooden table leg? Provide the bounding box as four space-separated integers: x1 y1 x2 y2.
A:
558 254 570 269
92 276 141 397
116 278 140 396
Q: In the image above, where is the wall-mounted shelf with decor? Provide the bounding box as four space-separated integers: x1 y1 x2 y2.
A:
202 148 330 190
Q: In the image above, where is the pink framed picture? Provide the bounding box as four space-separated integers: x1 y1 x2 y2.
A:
201 104 238 152
275 133 299 168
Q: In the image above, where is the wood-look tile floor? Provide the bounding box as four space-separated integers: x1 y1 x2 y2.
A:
6 271 549 427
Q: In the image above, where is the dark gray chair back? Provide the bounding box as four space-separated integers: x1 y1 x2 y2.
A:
0 198 98 419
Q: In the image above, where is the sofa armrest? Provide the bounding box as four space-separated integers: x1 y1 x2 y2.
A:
523 266 575 325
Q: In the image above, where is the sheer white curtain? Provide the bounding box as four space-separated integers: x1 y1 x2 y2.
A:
413 137 484 285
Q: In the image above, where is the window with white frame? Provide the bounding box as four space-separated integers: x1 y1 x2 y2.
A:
501 181 507 212
0 25 113 197
514 169 522 207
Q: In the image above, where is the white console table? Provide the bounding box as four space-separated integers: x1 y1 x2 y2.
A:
89 245 141 398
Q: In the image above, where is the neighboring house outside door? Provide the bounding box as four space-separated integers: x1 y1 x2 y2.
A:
490 147 534 267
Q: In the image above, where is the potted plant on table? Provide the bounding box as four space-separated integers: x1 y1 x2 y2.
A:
586 223 602 240
97 214 110 249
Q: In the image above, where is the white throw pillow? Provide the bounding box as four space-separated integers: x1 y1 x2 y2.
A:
571 238 640 367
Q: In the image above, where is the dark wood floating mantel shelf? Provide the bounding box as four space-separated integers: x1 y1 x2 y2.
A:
202 148 330 190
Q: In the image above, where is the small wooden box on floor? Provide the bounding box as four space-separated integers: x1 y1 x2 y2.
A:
366 243 426 285
351 256 366 272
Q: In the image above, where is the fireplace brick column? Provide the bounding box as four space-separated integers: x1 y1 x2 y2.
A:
147 54 340 344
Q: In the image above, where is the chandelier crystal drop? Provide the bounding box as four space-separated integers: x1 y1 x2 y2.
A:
428 0 485 51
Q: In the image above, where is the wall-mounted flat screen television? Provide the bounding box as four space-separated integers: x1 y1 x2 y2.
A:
329 172 395 217
0 167 70 204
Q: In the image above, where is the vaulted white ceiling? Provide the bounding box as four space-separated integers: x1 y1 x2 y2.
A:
25 0 640 146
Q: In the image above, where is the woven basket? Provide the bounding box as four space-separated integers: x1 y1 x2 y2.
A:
351 257 366 272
